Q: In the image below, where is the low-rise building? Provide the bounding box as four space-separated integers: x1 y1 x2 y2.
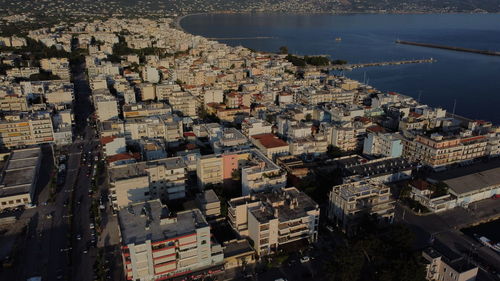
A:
250 133 289 160
0 147 41 210
422 247 478 281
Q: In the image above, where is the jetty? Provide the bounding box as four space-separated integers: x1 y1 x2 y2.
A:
207 36 275 40
396 40 500 57
326 58 436 71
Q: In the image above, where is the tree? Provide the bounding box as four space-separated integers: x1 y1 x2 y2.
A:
305 113 312 121
231 169 241 181
279 46 289 54
327 145 343 158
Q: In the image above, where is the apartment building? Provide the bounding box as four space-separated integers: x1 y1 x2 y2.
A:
363 126 404 158
118 200 224 281
0 112 54 148
196 149 286 195
123 103 172 119
228 187 319 256
326 120 371 152
40 58 71 80
288 134 328 157
328 180 395 234
108 157 188 209
0 94 28 112
168 91 198 118
124 114 183 143
241 117 272 137
250 133 290 160
422 247 478 281
241 149 287 195
93 89 119 121
0 147 41 210
146 157 187 201
6 67 39 78
195 189 221 218
403 132 489 169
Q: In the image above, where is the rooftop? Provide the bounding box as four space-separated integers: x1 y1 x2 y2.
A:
251 133 288 149
118 200 208 245
438 166 500 196
0 147 41 197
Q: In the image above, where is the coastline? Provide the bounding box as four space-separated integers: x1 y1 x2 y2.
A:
175 11 498 33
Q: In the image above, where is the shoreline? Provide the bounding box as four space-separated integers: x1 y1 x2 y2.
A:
174 11 498 32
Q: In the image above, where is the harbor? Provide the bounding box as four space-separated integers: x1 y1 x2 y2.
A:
396 40 500 56
325 58 436 71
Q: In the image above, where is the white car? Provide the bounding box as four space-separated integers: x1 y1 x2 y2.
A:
300 256 310 263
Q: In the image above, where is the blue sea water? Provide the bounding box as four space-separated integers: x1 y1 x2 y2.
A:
181 13 500 124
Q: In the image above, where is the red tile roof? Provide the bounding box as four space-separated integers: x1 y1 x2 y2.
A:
100 136 116 145
106 153 140 164
252 133 288 149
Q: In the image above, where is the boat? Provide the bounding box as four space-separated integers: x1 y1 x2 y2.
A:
474 234 500 253
335 37 342 41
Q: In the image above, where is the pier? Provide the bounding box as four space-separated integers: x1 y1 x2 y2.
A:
396 40 500 57
206 36 276 40
326 58 436 71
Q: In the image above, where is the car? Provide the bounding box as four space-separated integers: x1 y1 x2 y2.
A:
326 225 334 233
83 249 88 254
300 256 310 263
46 213 53 219
89 223 95 229
76 234 82 240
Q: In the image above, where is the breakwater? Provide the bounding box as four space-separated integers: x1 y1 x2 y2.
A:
327 58 436 70
396 40 500 57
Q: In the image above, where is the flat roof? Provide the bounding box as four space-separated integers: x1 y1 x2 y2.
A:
0 147 40 197
197 189 219 205
440 166 500 196
118 200 208 245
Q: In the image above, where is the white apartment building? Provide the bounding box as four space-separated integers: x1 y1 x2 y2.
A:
119 200 224 281
93 89 119 121
124 115 183 143
241 117 273 137
40 58 71 80
0 112 54 148
328 180 395 234
228 187 320 256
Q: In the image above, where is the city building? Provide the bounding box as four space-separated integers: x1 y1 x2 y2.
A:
0 147 41 210
250 133 289 160
118 200 224 281
363 127 404 158
228 187 320 256
195 189 221 219
0 112 54 149
328 180 395 234
422 247 478 281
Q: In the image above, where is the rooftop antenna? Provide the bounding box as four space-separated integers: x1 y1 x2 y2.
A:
363 71 367 84
417 91 422 103
452 99 457 118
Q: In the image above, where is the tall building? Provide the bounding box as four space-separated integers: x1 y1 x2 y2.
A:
228 187 320 256
118 200 224 281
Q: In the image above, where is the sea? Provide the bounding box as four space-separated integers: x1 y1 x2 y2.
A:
181 13 500 124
